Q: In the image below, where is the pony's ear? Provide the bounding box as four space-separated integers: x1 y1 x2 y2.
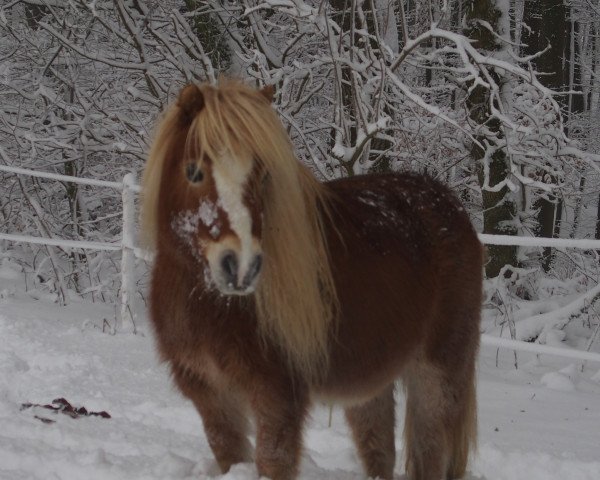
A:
260 84 275 103
177 84 204 122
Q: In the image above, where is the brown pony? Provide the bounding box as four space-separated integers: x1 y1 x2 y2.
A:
141 80 482 480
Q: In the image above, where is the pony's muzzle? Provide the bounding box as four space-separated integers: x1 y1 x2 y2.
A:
218 250 263 294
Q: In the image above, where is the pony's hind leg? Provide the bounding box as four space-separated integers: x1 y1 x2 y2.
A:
172 364 252 473
345 384 396 480
403 355 477 480
445 367 477 479
403 360 449 480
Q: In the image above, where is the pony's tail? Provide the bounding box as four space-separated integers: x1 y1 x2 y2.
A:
446 370 478 479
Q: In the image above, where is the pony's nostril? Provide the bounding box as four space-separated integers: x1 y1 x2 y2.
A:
220 251 238 285
240 254 263 290
248 254 263 280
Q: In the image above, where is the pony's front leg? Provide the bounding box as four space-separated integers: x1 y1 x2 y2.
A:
172 364 252 473
251 380 309 480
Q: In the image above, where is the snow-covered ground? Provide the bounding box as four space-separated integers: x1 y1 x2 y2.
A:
1 271 600 480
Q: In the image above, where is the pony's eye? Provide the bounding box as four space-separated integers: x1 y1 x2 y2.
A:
186 163 204 184
261 172 270 187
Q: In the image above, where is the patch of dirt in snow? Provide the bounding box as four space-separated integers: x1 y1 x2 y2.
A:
0 293 599 479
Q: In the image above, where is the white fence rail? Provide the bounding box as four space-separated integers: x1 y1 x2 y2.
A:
0 232 121 251
481 334 600 363
0 164 133 190
479 233 600 250
1 164 600 364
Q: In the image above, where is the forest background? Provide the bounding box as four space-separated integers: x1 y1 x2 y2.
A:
2 0 600 351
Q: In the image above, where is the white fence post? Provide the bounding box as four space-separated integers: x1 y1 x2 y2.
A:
119 172 137 334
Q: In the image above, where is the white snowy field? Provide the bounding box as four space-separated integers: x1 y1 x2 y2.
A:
1 271 600 479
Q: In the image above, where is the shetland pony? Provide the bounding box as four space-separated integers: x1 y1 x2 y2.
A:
142 80 482 480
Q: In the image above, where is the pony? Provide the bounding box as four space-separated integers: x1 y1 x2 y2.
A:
141 80 483 480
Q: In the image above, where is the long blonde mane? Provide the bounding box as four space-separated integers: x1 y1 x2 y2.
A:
141 80 339 381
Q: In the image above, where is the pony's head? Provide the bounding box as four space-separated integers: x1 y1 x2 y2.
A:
142 82 275 295
142 80 338 380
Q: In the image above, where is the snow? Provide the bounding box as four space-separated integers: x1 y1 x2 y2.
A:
172 200 222 244
1 271 600 479
540 371 576 392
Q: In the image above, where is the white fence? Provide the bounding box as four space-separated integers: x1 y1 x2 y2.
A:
0 164 140 334
1 164 600 364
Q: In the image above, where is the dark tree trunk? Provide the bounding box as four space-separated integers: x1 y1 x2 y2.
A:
329 1 395 175
596 191 600 240
464 0 518 278
570 20 585 115
521 0 571 272
571 176 585 239
329 1 358 176
589 25 600 241
567 19 584 243
587 23 596 110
